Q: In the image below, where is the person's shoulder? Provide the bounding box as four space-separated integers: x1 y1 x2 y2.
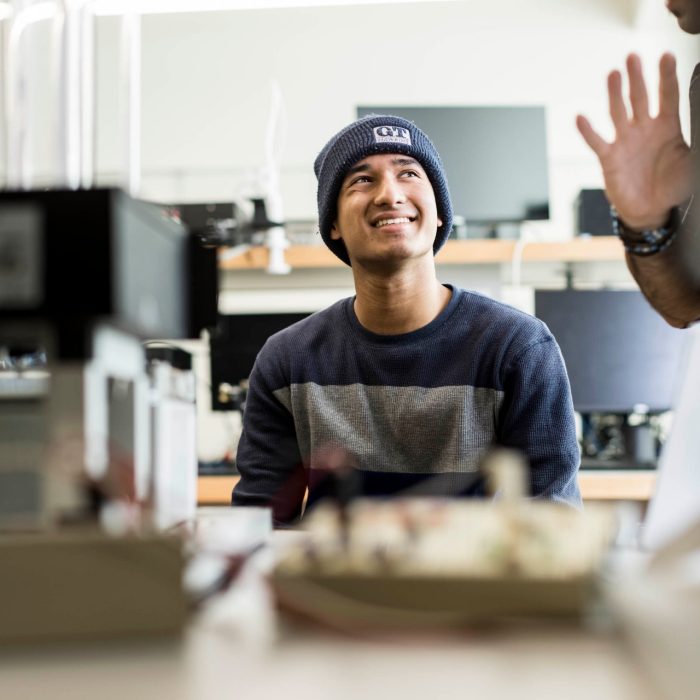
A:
454 287 551 337
262 298 349 353
449 287 556 371
250 299 349 384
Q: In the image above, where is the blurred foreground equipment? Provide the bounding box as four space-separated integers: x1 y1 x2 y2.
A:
0 531 186 644
273 450 616 629
0 188 218 642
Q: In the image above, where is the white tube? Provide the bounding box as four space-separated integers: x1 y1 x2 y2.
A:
119 10 141 196
263 80 290 274
64 1 82 189
6 1 58 189
510 234 527 288
0 3 13 187
80 1 95 188
51 2 68 187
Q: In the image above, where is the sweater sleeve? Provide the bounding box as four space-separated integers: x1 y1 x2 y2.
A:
497 336 582 507
231 341 307 526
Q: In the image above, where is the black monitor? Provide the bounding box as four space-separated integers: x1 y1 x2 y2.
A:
209 312 310 411
356 105 549 225
534 290 687 414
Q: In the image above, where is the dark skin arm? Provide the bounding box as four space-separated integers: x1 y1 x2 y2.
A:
577 53 700 328
625 236 700 328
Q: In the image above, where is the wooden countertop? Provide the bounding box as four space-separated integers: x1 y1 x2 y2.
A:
198 469 656 505
219 236 625 270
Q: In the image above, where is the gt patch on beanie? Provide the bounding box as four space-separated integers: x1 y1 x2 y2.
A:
313 114 453 266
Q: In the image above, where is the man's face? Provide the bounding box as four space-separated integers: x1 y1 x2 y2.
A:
331 153 442 267
667 0 700 34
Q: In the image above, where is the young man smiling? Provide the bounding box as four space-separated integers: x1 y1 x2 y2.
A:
232 115 581 525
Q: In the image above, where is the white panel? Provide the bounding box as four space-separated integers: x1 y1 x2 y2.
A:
643 327 700 550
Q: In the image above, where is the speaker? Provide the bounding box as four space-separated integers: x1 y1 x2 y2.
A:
576 189 614 236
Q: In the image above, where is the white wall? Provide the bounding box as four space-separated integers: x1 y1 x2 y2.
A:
87 0 700 240
4 0 698 239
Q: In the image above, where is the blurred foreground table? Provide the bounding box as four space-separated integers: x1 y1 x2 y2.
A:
0 525 663 700
0 615 659 700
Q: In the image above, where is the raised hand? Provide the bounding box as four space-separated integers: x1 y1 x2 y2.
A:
577 53 692 231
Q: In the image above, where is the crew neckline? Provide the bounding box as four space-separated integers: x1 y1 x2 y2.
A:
343 284 461 346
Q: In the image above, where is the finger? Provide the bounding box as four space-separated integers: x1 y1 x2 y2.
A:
608 70 629 133
576 115 610 158
626 53 650 121
658 52 680 119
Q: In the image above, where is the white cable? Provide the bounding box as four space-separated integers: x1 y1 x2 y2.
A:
510 231 529 288
0 3 12 185
51 2 69 187
64 0 83 189
80 1 95 188
263 80 290 274
119 10 141 196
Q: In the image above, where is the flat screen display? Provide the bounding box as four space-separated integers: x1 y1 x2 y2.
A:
535 289 687 413
210 312 310 410
357 105 549 224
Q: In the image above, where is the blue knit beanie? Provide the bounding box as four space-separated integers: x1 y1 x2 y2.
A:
313 114 453 266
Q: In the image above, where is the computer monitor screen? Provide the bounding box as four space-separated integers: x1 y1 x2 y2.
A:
209 312 310 411
534 290 687 414
356 105 549 224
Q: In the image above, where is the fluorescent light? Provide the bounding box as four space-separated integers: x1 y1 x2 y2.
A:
92 0 456 17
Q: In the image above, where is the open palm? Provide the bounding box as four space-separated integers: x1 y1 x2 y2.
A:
577 53 692 230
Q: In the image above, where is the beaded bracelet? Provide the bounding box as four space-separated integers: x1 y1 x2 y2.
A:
610 205 680 256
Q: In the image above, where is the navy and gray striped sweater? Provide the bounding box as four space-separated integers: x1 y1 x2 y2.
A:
232 286 581 524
